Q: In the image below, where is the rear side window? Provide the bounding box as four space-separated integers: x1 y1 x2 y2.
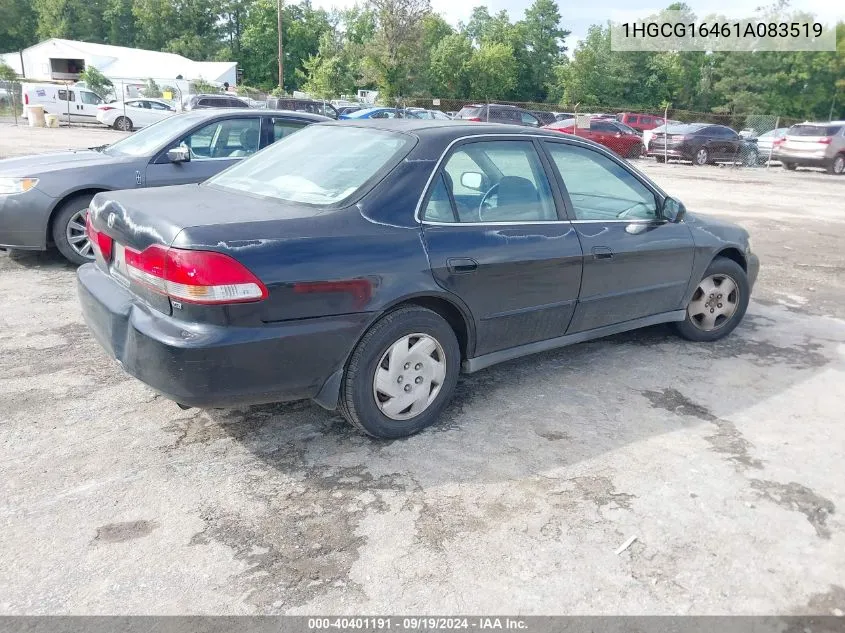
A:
591 121 617 132
789 124 843 136
456 107 483 119
270 117 307 142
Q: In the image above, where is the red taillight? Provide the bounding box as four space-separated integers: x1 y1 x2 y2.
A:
819 137 832 144
24 93 29 104
85 211 113 262
465 117 482 122
98 105 116 111
124 245 268 304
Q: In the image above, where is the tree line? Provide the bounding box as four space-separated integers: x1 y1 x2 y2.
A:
0 0 842 120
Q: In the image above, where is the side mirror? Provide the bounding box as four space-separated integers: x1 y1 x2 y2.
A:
167 144 190 163
662 197 686 223
461 172 484 190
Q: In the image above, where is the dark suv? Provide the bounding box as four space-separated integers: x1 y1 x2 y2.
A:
454 104 540 127
267 97 338 119
185 94 250 110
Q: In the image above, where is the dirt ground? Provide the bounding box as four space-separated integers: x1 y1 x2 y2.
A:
1 123 844 615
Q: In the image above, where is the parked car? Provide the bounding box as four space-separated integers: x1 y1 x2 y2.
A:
648 123 758 166
337 105 363 117
339 107 424 120
184 94 250 110
616 112 666 133
544 117 644 158
642 121 682 151
20 82 105 123
269 98 338 119
408 108 451 120
453 104 541 127
96 98 176 131
0 109 327 264
531 110 558 126
774 122 845 174
754 127 789 163
78 120 758 439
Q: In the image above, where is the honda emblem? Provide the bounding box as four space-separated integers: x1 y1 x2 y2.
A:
107 213 116 229
135 170 142 186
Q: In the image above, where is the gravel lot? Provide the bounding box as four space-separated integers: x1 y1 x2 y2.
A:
1 123 844 615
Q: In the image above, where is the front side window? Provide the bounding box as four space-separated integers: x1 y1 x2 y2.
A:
179 117 261 159
79 91 101 105
148 101 171 111
208 125 412 206
545 142 658 221
424 140 556 223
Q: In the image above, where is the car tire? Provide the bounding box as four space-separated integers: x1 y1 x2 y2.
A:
626 143 643 159
113 116 133 131
672 257 749 343
783 162 797 171
693 147 709 166
744 150 759 167
828 154 845 175
339 306 460 439
655 155 666 163
52 193 96 265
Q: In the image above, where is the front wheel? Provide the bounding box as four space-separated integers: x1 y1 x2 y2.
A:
673 257 749 342
783 162 797 171
693 147 709 166
113 116 133 131
655 155 666 163
340 306 460 438
626 143 643 159
52 194 96 265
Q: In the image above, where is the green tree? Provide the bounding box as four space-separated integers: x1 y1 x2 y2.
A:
0 0 37 52
520 0 569 101
79 66 114 98
429 33 472 98
0 61 18 80
363 0 431 98
32 0 110 42
103 0 136 46
466 41 517 99
143 77 162 97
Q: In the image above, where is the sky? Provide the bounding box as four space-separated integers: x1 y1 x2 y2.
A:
307 0 845 55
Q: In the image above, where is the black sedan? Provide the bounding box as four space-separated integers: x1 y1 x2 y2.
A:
648 123 758 166
78 120 759 439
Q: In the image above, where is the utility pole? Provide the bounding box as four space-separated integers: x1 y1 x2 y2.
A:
277 0 284 93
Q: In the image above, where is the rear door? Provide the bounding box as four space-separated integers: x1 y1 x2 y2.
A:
542 139 694 333
420 138 583 356
145 115 263 187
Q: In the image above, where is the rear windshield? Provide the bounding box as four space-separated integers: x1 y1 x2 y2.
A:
455 107 483 119
789 124 843 136
207 125 414 206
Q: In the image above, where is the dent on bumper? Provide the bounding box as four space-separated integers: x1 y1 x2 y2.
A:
77 263 372 408
0 187 55 249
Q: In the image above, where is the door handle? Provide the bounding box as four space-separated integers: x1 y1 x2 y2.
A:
447 258 478 274
592 246 614 260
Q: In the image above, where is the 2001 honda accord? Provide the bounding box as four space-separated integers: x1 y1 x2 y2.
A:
78 120 759 438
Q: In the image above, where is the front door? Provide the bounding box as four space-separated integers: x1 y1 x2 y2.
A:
421 138 583 356
77 90 103 122
542 140 695 333
146 116 262 187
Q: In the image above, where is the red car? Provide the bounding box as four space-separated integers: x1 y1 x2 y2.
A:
544 118 644 158
617 112 665 133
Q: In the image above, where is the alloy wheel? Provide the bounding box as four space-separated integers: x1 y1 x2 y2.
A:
695 148 708 165
373 333 447 420
687 274 739 331
65 209 93 260
834 155 845 175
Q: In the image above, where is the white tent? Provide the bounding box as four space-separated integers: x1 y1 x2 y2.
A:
1 38 236 87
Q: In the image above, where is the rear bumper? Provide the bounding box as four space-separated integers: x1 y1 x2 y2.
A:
0 187 54 250
77 263 372 408
773 150 831 167
647 148 689 160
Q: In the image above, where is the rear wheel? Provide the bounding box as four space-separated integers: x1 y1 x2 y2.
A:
52 193 96 265
672 257 749 342
340 306 460 439
693 147 709 166
828 154 845 175
655 155 666 163
626 143 643 159
113 116 133 131
783 162 797 171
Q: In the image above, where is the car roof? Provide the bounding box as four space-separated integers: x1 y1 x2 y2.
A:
326 118 566 140
176 108 330 122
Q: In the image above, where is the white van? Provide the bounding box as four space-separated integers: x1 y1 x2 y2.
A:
21 83 105 123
